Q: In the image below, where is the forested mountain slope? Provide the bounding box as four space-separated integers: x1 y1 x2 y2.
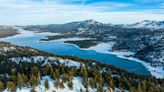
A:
0 42 164 92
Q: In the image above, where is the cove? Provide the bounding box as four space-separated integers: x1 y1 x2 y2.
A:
0 31 151 75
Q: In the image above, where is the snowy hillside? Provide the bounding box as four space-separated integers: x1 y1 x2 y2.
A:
122 20 164 29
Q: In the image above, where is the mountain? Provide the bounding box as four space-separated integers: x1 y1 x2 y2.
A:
23 19 107 33
122 20 164 29
0 25 18 38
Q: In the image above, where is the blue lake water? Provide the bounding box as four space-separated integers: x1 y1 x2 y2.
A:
0 32 151 75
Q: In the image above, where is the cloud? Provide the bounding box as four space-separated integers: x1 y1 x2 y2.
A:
135 0 164 3
0 0 163 25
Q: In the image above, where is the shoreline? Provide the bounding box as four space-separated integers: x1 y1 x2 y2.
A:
56 41 163 78
82 43 164 78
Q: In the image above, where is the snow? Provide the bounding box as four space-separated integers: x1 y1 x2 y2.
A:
3 76 125 92
0 46 16 52
40 37 94 42
9 56 53 64
58 59 81 68
0 27 61 41
86 42 115 53
124 20 164 29
9 56 81 69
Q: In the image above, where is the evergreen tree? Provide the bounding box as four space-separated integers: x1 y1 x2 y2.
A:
29 74 39 86
123 76 131 90
141 81 146 92
7 81 16 91
80 88 82 92
160 86 164 92
17 73 24 89
45 64 50 75
68 78 73 90
97 74 103 92
45 79 49 90
109 78 114 90
137 84 142 92
0 81 4 91
50 67 55 80
82 68 88 88
54 80 59 88
154 85 159 92
59 80 65 89
21 74 29 86
30 86 36 92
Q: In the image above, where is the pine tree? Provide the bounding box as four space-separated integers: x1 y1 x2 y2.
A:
59 80 65 89
148 86 153 92
109 78 114 90
154 85 159 92
137 84 142 92
82 68 88 88
160 86 164 92
97 74 103 92
123 76 131 90
54 80 59 88
141 81 146 92
50 67 55 80
6 81 16 91
29 74 39 86
17 73 24 89
45 79 49 90
80 88 83 92
21 74 29 86
45 64 50 75
30 86 36 92
68 78 73 90
0 81 4 91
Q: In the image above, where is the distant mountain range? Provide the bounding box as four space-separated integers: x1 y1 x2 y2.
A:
23 19 164 33
120 20 164 29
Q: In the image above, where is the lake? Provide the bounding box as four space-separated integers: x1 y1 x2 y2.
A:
0 31 151 75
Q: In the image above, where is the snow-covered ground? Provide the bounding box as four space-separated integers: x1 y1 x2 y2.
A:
0 27 60 40
5 55 127 92
3 76 125 92
9 56 81 68
85 42 164 78
85 42 114 52
3 76 96 92
40 37 94 42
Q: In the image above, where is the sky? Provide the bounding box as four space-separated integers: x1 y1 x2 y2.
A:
0 0 164 25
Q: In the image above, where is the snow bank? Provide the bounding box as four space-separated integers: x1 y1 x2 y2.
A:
40 37 94 42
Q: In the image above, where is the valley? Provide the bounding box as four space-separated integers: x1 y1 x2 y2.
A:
0 19 163 92
23 20 164 78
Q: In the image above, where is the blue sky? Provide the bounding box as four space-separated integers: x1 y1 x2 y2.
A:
0 0 164 25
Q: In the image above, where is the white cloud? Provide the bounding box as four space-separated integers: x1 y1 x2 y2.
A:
0 0 163 25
